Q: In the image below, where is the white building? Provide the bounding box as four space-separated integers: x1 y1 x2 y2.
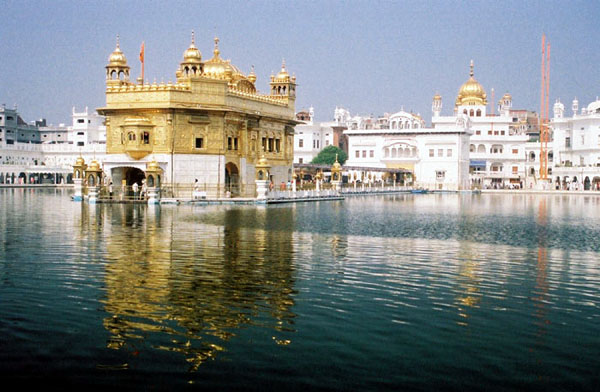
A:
552 97 600 190
432 60 541 189
294 107 336 164
344 109 472 190
0 106 107 184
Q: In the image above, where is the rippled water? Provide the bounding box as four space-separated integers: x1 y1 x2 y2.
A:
1 189 599 390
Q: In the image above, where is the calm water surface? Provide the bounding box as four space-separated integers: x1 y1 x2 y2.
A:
1 189 599 390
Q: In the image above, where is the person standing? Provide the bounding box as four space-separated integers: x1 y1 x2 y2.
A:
132 182 139 200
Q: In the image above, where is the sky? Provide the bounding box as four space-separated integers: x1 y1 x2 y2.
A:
1 0 599 126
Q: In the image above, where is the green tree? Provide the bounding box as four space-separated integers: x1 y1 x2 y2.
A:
311 145 348 165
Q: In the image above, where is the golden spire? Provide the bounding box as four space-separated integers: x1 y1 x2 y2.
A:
191 30 195 45
470 59 474 77
213 36 220 58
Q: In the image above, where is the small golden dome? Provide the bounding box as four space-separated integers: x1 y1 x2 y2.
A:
248 65 257 83
108 35 128 66
332 154 342 170
455 60 487 106
88 159 101 171
256 155 270 168
146 159 162 172
183 31 202 62
433 92 442 101
502 92 512 100
75 156 85 166
276 60 289 80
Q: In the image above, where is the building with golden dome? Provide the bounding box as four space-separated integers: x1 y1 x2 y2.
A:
97 33 297 197
432 60 542 189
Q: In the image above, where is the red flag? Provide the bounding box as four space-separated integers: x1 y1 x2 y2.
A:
139 41 145 63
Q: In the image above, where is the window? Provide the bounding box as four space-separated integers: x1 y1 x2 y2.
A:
438 149 443 157
565 137 571 148
355 150 360 158
512 148 518 154
195 137 204 148
581 135 585 145
298 158 303 163
494 130 499 135
262 137 267 151
235 137 239 151
77 141 84 146
488 130 492 135
512 166 518 173
325 140 330 146
228 137 233 150
298 139 303 148
143 132 149 144
268 138 274 152
275 138 280 152
369 150 374 158
447 149 452 157
476 130 481 135
436 171 445 179
501 130 505 135
362 150 366 158
77 119 85 123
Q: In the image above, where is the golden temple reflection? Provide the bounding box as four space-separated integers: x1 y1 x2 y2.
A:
98 203 296 369
454 241 481 326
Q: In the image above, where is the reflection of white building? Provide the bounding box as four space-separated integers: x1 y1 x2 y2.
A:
344 109 472 190
432 61 539 189
552 97 600 190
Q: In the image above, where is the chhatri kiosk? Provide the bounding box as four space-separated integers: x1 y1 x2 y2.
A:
97 33 297 198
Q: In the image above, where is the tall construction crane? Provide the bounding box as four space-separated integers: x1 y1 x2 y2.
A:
539 35 551 180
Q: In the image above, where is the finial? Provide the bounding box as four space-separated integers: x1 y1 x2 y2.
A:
282 58 286 70
191 30 195 45
469 59 474 77
214 36 220 56
335 153 339 163
116 34 120 49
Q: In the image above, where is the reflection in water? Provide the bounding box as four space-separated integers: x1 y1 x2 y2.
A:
455 242 481 326
99 205 296 371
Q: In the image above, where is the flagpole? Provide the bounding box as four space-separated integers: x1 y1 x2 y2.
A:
140 41 145 84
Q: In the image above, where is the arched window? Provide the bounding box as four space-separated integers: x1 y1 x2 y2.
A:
143 132 150 144
128 132 136 141
477 144 486 153
470 144 475 152
392 148 397 158
463 109 468 115
476 109 481 117
470 109 474 117
384 148 389 158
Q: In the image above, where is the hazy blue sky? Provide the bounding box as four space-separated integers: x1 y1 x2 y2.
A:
1 0 599 125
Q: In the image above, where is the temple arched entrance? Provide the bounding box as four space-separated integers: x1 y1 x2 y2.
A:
225 162 240 196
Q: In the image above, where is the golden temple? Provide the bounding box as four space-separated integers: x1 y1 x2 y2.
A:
97 33 297 197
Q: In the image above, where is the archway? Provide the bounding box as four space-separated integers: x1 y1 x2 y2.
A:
584 176 591 190
225 162 240 196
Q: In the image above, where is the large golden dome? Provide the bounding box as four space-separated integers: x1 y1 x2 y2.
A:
203 37 245 81
455 60 487 106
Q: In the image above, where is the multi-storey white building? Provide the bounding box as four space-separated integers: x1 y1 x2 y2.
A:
431 61 541 189
344 109 472 190
0 106 107 184
294 107 335 164
552 97 600 190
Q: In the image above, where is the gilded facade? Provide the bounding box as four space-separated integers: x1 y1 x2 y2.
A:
97 34 297 197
